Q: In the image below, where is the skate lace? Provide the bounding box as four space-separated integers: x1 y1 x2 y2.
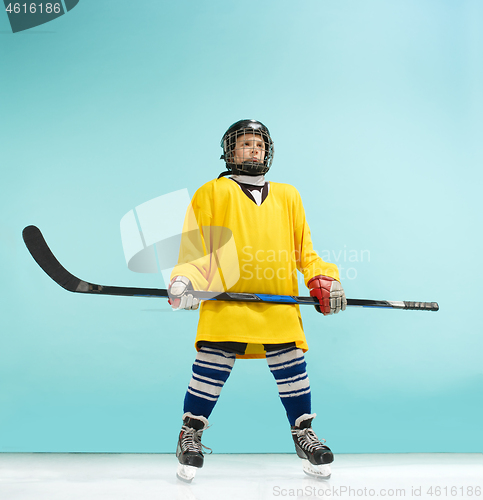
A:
180 426 212 455
294 428 327 453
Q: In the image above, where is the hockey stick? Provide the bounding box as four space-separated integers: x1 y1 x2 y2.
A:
22 226 439 311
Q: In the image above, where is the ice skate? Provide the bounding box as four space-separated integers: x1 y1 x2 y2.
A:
176 412 210 482
291 413 333 480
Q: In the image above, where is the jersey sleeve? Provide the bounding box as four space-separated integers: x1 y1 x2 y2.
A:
293 188 340 285
169 187 212 290
170 182 234 292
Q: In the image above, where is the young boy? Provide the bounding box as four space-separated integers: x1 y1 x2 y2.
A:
168 119 346 482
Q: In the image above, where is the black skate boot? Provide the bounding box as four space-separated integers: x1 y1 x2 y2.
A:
291 413 333 479
176 412 210 482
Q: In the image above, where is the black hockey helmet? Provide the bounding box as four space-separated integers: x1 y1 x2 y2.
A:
219 119 274 176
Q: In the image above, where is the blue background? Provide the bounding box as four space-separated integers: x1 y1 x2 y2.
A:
1 0 482 453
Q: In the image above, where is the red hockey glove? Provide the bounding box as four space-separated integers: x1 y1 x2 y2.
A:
168 276 200 310
308 275 347 315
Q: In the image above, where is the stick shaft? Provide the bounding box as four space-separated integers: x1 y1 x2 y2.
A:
22 225 439 311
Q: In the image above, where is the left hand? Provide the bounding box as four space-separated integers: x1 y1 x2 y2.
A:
308 275 347 315
168 276 200 310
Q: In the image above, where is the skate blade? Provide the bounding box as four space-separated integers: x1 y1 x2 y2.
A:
301 459 331 480
176 463 198 483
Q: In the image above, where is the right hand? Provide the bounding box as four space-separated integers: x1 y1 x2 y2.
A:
308 275 347 315
168 276 200 310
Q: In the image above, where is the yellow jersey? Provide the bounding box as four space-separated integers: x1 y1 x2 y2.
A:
171 177 340 359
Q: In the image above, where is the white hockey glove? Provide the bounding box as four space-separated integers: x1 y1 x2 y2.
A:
308 275 347 315
168 276 200 310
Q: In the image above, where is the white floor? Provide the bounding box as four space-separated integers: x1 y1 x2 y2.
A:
0 453 481 500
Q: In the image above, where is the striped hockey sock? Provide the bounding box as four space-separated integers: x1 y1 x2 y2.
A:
266 347 312 426
183 347 236 419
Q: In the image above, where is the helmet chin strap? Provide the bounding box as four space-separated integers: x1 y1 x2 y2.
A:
219 160 269 177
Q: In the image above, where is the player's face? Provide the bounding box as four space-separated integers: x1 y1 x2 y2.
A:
232 133 266 165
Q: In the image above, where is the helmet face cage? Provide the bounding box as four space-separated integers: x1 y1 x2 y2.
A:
221 120 274 176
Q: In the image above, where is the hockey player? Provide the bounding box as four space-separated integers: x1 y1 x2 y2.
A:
168 119 347 482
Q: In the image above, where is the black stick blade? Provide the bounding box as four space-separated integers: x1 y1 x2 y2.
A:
22 225 169 298
22 225 83 292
